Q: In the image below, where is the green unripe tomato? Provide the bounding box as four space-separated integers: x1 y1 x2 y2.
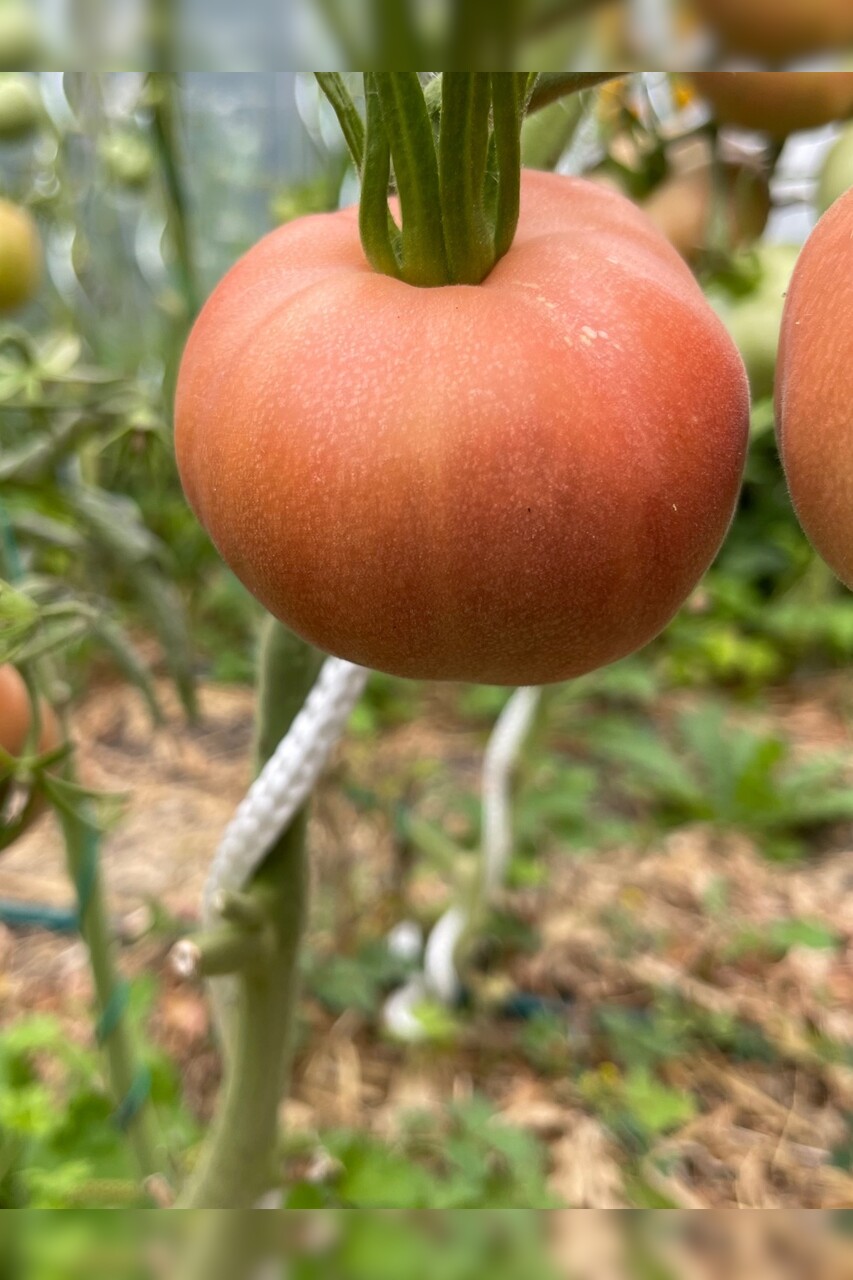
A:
99 130 154 190
0 198 42 310
0 75 41 140
817 124 853 214
710 244 801 401
0 2 42 69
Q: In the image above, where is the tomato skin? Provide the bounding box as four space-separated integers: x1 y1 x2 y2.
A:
694 0 853 59
0 199 41 311
691 73 853 140
776 189 853 589
176 170 749 685
0 664 59 765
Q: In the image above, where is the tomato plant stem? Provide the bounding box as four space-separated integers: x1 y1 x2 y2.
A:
527 71 623 114
178 620 324 1214
315 72 365 172
359 74 401 278
491 73 527 260
439 74 493 284
317 71 624 289
373 73 450 287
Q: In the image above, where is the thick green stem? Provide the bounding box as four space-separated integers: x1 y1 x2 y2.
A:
491 74 526 261
347 71 625 289
447 0 526 69
528 71 623 115
439 74 492 284
423 70 622 120
178 620 324 1214
359 74 402 278
521 94 584 170
373 73 450 288
372 0 421 66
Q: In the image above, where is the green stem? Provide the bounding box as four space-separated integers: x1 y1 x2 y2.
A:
447 0 526 68
491 74 526 261
525 0 615 36
359 74 401 278
372 0 422 66
374 73 450 288
147 71 198 322
527 71 623 115
178 620 324 1213
0 507 166 1190
439 74 492 284
315 73 365 172
147 69 198 421
57 801 166 1186
346 71 624 290
521 93 584 170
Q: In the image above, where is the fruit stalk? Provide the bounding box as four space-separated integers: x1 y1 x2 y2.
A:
321 72 623 289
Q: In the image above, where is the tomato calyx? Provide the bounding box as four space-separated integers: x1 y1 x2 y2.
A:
318 72 622 289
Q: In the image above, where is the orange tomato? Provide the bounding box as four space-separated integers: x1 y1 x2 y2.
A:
693 0 853 59
176 170 749 685
776 188 853 587
0 663 59 766
691 73 853 139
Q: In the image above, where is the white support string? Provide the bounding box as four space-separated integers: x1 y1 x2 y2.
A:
385 685 543 1036
480 686 543 898
201 656 370 925
193 645 540 1043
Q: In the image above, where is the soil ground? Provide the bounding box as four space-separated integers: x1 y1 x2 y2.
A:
1 673 851 1211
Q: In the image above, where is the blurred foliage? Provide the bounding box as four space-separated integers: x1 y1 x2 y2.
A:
0 986 198 1210
285 1096 557 1209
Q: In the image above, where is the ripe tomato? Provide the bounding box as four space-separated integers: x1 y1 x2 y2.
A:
0 664 59 766
643 163 769 264
693 0 853 59
691 73 853 139
176 170 749 685
776 188 853 587
0 199 41 310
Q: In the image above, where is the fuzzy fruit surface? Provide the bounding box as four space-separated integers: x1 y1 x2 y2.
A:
0 664 59 766
0 199 41 311
694 0 853 60
776 188 853 589
176 170 749 685
691 73 853 140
